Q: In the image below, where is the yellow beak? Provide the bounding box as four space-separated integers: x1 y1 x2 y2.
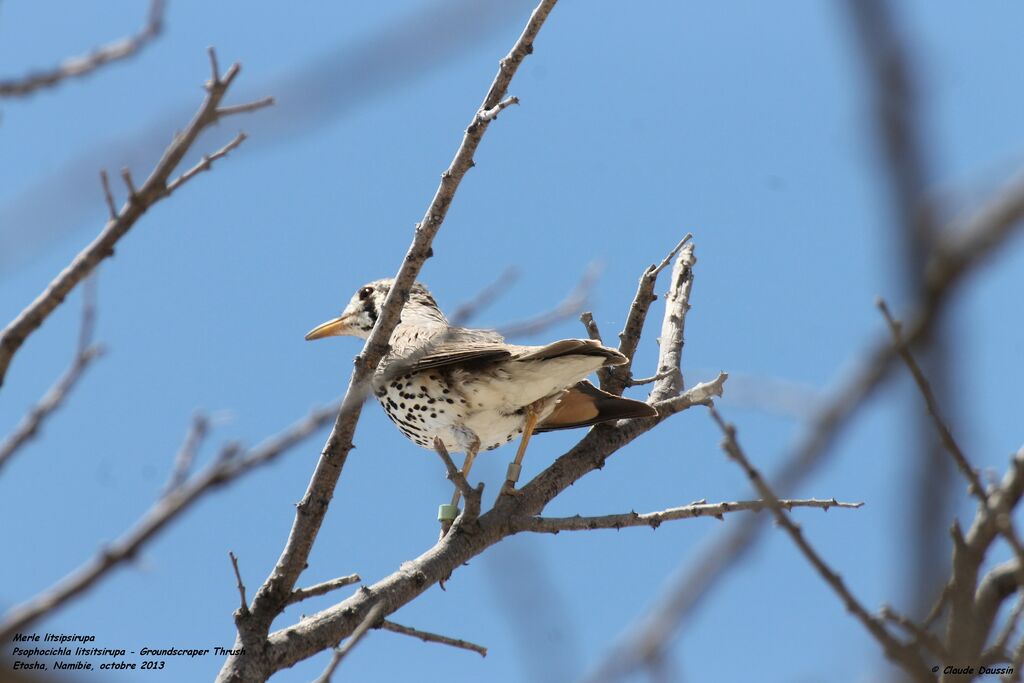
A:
304 314 353 341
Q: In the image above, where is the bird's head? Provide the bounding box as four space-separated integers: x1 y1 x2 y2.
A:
304 279 442 341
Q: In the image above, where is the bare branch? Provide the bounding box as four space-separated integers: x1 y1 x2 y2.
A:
650 240 695 402
511 498 863 533
0 401 338 641
0 0 165 98
229 552 250 617
595 169 1024 682
246 236 721 680
0 49 273 388
605 234 691 396
706 404 931 680
218 4 562 680
288 575 362 605
878 299 983 497
0 286 103 473
314 604 384 683
379 620 487 658
652 373 728 415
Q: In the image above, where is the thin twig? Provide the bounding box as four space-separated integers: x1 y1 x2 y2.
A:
478 95 520 122
626 370 675 388
166 132 259 194
99 170 118 220
314 604 384 683
0 401 338 641
229 552 250 616
706 404 931 680
579 312 603 343
163 413 210 494
0 0 165 97
216 96 277 118
878 299 983 497
120 167 138 199
380 620 487 657
881 299 1024 601
288 575 362 605
0 48 273 388
511 498 863 533
0 287 104 473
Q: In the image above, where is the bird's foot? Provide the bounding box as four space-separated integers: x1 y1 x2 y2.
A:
500 462 523 497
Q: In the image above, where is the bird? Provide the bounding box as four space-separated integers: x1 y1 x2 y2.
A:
305 278 657 521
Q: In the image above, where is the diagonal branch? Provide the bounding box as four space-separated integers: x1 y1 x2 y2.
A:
379 620 487 658
0 48 273 388
588 168 1024 682
0 282 103 473
510 497 862 533
253 233 715 678
0 0 165 98
707 405 932 681
218 3 562 680
0 402 338 642
314 603 384 683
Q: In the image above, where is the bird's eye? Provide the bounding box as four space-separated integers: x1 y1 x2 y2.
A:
358 287 373 301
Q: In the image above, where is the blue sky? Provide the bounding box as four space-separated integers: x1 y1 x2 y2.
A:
2 1 1023 681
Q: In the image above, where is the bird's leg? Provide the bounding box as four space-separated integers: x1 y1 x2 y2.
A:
502 400 543 495
438 437 480 539
449 447 478 508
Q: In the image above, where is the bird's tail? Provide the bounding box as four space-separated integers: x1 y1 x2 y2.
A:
537 380 658 432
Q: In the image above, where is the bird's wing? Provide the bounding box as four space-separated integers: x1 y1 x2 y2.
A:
391 327 513 374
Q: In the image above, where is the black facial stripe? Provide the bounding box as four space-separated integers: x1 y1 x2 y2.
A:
362 297 378 329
